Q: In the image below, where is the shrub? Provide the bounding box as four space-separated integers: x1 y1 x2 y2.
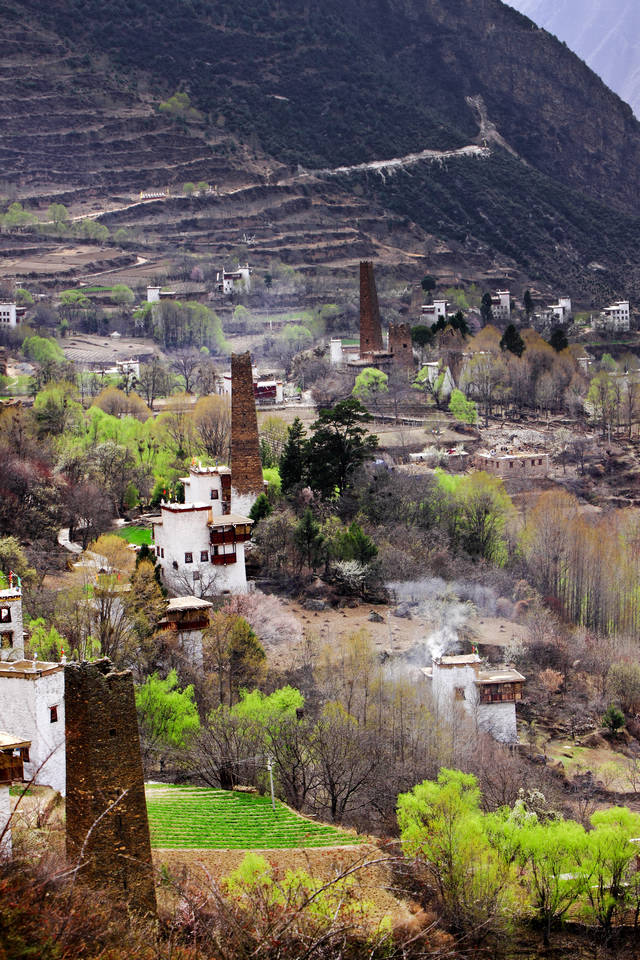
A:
602 704 625 733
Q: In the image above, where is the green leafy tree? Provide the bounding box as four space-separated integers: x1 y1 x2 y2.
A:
0 537 37 589
352 367 388 407
159 90 202 121
307 398 378 498
136 669 200 764
15 288 33 306
204 612 267 706
398 769 514 934
587 371 620 438
500 323 525 357
448 387 478 425
438 471 513 564
183 181 196 197
583 807 640 938
421 275 436 294
508 819 589 945
279 417 308 493
27 619 65 660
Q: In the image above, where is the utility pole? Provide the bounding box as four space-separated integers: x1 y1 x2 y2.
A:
266 756 276 813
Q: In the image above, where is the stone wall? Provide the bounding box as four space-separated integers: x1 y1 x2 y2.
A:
0 588 24 660
359 261 383 355
230 352 263 502
388 322 414 368
65 659 156 915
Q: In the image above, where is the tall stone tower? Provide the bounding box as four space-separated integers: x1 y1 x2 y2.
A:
65 659 156 915
359 261 383 356
0 581 24 661
231 352 264 514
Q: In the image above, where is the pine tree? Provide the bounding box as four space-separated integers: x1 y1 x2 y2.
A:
279 417 307 493
500 323 526 357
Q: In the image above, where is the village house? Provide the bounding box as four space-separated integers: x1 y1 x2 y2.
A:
215 264 251 295
152 464 253 597
420 299 449 323
0 731 31 852
0 655 66 796
0 303 17 328
595 300 630 333
491 290 511 322
157 595 213 666
422 653 525 743
220 372 284 404
474 450 549 479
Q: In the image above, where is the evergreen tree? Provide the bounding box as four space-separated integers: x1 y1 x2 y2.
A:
524 289 534 318
549 327 568 352
294 508 325 571
480 292 494 326
500 323 526 357
279 417 307 493
249 492 272 526
307 398 378 498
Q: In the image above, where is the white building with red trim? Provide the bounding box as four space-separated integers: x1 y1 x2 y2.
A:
152 464 253 597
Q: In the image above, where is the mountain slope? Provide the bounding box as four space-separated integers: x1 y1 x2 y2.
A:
3 0 640 295
507 0 640 117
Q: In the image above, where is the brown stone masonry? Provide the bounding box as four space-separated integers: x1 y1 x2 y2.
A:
359 261 383 355
65 659 156 915
388 322 414 368
231 352 264 495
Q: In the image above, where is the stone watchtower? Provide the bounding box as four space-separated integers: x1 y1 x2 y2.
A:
0 581 24 661
359 261 383 356
388 322 414 369
230 352 264 514
65 659 156 915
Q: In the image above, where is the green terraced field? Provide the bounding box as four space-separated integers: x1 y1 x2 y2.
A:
145 785 361 850
116 525 152 546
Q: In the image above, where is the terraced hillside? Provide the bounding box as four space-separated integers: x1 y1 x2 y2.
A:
4 0 640 294
145 785 362 850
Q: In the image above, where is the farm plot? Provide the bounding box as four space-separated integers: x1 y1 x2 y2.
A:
146 785 362 850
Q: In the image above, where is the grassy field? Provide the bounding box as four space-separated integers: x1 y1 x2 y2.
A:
145 785 362 850
116 525 152 546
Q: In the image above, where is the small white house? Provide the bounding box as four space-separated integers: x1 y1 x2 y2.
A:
0 303 17 328
152 505 253 597
491 290 511 322
423 653 525 744
146 286 161 303
421 299 449 323
157 596 213 666
596 301 630 333
216 264 251 295
330 338 344 365
0 658 66 795
0 583 24 661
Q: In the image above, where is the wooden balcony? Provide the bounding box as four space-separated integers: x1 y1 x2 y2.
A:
212 553 237 566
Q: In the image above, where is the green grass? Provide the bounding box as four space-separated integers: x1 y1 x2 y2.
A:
116 525 152 546
145 785 362 850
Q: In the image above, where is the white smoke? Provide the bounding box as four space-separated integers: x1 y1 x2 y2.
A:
388 577 501 665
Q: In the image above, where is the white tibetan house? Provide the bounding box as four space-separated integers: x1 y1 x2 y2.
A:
423 653 525 744
152 463 253 597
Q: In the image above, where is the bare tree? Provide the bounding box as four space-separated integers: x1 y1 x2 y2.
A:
170 348 200 393
193 394 231 460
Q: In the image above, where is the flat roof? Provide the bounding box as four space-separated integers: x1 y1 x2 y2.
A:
475 668 526 685
0 660 63 678
160 502 213 513
437 654 481 665
0 731 31 750
186 465 231 476
166 596 214 612
208 513 253 527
